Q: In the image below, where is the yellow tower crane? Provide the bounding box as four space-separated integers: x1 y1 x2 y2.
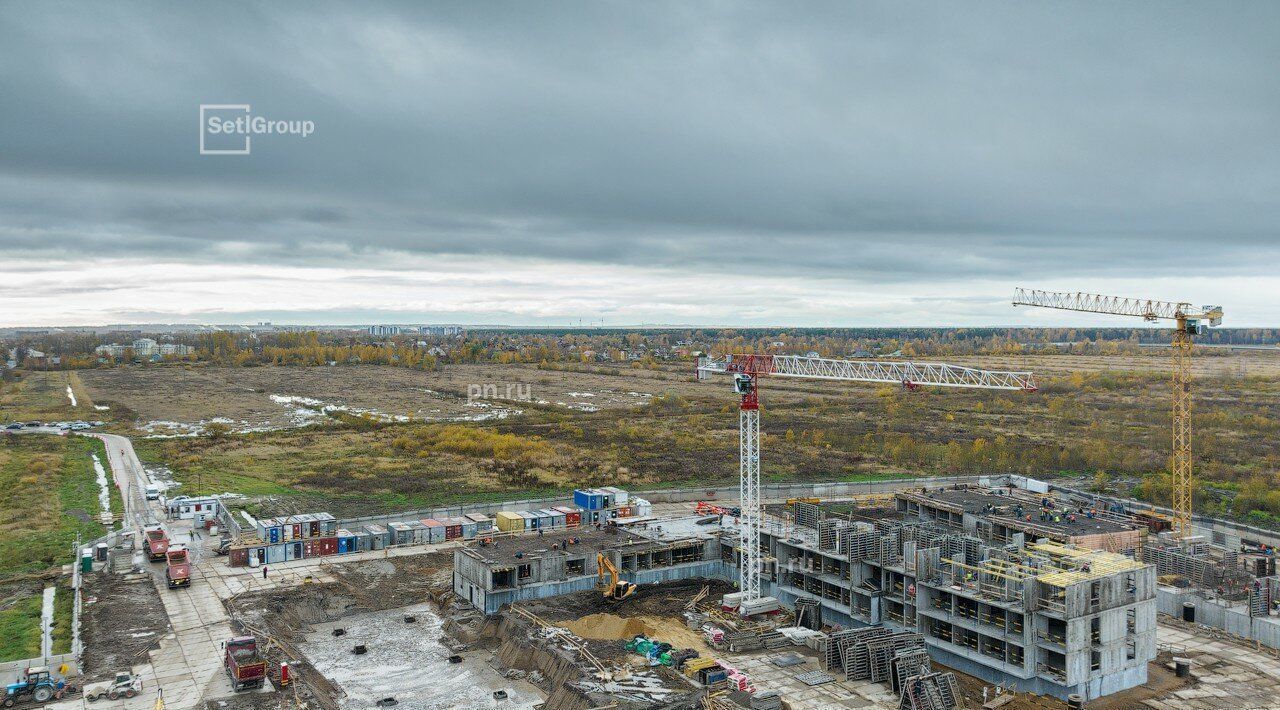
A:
1012 288 1223 537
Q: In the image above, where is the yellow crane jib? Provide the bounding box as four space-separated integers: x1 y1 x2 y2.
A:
1012 288 1224 538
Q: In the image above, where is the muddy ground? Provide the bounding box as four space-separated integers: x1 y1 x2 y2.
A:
220 552 456 709
79 569 169 682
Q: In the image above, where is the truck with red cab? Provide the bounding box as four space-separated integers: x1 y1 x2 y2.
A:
165 545 191 588
223 637 267 692
143 524 169 562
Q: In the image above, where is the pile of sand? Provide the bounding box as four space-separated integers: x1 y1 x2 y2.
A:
561 613 710 653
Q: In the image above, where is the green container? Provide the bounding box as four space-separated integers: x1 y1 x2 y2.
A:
81 551 93 573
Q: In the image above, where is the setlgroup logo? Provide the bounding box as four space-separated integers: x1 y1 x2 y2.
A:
199 104 315 155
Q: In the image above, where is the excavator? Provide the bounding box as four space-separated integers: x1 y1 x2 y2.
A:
597 553 636 602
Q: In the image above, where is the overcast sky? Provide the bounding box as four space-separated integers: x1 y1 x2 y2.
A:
1 2 1278 327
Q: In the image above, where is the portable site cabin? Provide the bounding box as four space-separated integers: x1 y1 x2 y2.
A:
353 528 372 552
265 544 286 565
319 537 338 555
422 519 446 544
601 486 629 505
284 540 304 561
518 511 538 531
336 529 358 554
292 514 316 539
256 518 280 544
315 513 338 537
303 539 320 558
632 498 653 517
553 506 582 527
364 524 390 550
388 522 414 546
544 508 567 529
408 520 430 544
440 517 463 540
457 516 479 539
465 513 494 534
573 489 605 511
495 511 524 533
532 509 557 529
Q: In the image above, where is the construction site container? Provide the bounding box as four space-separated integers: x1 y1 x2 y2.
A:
388 522 414 546
404 521 426 544
81 550 93 572
285 541 302 561
230 546 249 567
554 506 582 527
293 514 315 539
573 489 605 511
302 539 318 558
632 498 652 517
282 516 302 540
336 529 357 554
315 513 338 537
440 518 462 540
601 486 629 504
353 529 371 551
364 524 390 550
465 513 493 533
421 519 445 543
266 544 286 565
534 509 561 529
518 511 538 530
495 511 524 533
256 518 280 543
616 505 633 518
319 537 338 556
458 518 479 539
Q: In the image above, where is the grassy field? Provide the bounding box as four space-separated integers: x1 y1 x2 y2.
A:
0 594 43 661
0 434 122 580
0 370 98 424
77 354 1280 522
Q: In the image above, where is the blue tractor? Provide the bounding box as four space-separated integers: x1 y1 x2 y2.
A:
3 667 70 707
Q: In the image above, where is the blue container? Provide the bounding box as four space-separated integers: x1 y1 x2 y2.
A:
573 489 604 511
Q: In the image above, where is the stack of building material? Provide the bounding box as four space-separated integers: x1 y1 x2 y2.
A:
759 630 788 650
898 671 961 710
889 648 931 695
725 631 764 652
794 598 822 630
748 690 782 710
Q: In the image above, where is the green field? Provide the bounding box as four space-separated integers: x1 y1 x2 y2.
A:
0 435 122 580
0 594 43 661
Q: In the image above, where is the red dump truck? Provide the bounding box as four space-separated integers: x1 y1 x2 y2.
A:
223 636 267 692
143 524 169 562
165 545 191 588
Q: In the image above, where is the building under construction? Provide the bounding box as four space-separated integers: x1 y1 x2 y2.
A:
735 486 1157 701
453 483 1158 702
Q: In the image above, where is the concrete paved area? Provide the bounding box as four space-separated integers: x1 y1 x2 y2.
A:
1143 622 1280 709
48 434 272 709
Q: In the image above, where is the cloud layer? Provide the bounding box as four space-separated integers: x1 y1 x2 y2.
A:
1 2 1278 325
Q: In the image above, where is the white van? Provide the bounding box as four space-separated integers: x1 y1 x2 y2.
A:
145 484 161 500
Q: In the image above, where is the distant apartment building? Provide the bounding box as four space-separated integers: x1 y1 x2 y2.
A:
367 325 405 336
95 339 192 359
419 325 463 336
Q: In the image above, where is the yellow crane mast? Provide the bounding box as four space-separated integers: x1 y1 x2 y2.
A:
1013 288 1223 537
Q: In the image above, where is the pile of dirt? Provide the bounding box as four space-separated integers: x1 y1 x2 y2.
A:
79 570 169 682
562 613 710 653
526 577 734 622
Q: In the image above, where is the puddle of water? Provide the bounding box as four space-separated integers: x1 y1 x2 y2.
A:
66 385 78 407
90 453 111 516
299 603 545 709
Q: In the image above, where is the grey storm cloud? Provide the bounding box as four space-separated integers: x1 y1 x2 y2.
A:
1 1 1279 283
